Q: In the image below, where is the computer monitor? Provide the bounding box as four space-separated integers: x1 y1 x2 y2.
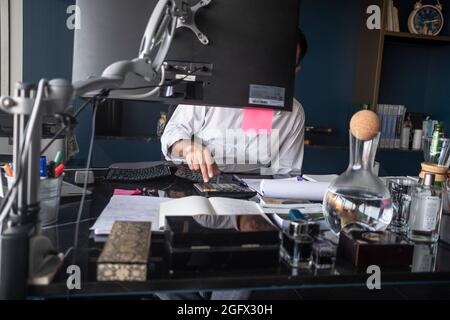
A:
72 0 300 110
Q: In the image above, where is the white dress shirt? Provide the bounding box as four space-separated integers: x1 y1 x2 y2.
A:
161 99 305 175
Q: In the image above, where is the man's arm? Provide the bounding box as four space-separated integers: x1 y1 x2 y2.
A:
161 104 205 160
161 105 220 182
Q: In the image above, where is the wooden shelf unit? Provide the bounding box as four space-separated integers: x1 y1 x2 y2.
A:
384 31 450 45
353 0 450 109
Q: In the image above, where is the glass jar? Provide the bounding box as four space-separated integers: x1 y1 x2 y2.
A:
323 132 393 235
408 173 443 243
387 178 417 235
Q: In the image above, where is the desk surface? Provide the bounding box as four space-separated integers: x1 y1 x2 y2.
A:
27 171 450 299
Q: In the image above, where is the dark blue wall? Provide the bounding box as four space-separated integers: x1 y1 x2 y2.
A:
297 0 362 147
23 0 438 175
24 0 74 82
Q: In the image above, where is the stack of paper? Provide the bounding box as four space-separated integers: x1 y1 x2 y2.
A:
243 176 332 203
260 180 329 201
91 196 171 235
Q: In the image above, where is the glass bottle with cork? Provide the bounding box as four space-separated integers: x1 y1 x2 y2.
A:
414 121 450 242
323 110 393 235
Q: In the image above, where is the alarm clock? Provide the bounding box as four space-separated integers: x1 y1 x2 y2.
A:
408 1 444 36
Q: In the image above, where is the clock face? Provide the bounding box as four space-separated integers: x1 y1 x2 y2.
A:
413 5 444 35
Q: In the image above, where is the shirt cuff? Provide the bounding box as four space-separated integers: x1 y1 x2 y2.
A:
161 134 191 162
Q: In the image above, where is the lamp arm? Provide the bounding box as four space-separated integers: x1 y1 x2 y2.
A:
72 57 158 99
73 0 178 100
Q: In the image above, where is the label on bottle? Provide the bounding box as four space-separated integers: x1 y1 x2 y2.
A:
411 196 441 232
430 130 443 156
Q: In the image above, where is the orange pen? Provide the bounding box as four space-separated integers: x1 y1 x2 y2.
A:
4 163 13 177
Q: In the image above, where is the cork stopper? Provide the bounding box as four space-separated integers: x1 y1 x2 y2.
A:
420 162 449 182
350 110 380 141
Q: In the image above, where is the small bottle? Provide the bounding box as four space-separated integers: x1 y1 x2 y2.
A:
400 115 412 149
430 122 444 159
408 173 443 243
157 112 168 137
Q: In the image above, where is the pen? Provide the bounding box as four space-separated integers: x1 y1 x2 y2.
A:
55 163 65 178
232 174 263 198
54 151 63 167
47 161 56 178
232 174 245 186
4 163 13 178
40 156 48 178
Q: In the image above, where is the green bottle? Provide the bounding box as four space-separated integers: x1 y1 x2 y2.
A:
430 122 444 158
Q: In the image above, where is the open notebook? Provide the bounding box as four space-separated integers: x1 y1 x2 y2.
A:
159 196 264 229
92 195 264 235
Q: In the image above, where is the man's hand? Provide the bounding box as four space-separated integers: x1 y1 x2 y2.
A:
170 140 221 182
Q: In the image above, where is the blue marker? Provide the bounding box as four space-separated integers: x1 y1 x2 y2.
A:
40 156 47 177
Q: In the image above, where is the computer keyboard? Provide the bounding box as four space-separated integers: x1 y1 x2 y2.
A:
194 183 257 199
174 165 219 183
105 165 172 182
174 166 204 182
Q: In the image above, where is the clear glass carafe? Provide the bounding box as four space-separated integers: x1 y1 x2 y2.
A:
323 132 393 235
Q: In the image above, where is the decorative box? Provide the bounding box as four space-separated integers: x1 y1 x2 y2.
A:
337 229 414 268
97 221 152 282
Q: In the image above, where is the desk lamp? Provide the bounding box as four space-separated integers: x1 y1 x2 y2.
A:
0 0 211 299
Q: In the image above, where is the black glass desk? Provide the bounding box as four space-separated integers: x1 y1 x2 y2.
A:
27 172 450 300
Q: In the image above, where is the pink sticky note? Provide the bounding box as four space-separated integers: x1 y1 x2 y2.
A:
114 189 143 196
241 108 274 134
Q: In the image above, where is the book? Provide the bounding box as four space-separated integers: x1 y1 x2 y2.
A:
92 195 266 236
378 105 387 148
386 0 394 31
376 104 407 149
395 105 406 149
159 196 265 229
388 105 396 148
385 0 400 32
393 5 400 32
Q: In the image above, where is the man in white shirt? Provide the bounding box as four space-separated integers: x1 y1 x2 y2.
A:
162 29 307 182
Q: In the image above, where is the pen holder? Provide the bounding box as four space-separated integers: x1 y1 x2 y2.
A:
6 174 64 227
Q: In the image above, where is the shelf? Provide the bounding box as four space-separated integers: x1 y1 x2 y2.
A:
384 31 450 45
305 145 422 153
378 148 422 153
95 135 161 142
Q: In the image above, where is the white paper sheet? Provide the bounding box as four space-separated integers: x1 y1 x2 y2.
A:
91 196 171 235
260 180 330 201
